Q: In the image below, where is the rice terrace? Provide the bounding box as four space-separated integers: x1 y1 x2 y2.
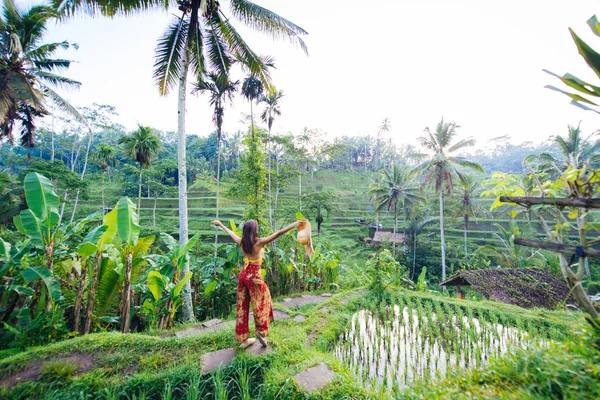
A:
1 0 600 399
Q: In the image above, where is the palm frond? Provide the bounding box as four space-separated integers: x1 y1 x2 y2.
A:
217 17 273 88
53 0 167 18
35 71 81 90
447 137 475 153
40 84 85 124
32 59 73 71
153 14 187 96
205 16 233 78
449 157 484 173
228 0 308 55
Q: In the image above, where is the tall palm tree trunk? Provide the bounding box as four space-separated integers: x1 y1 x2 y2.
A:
51 115 55 161
137 166 143 213
464 214 468 256
402 199 407 253
176 45 194 323
214 129 222 270
101 171 106 213
393 202 397 257
267 127 273 229
70 127 94 223
298 173 302 209
439 189 446 289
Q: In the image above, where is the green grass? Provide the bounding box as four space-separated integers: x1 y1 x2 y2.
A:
0 288 592 399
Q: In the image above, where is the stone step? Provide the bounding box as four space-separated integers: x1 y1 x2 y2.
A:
293 363 336 393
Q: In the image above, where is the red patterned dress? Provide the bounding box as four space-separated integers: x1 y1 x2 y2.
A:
235 258 274 342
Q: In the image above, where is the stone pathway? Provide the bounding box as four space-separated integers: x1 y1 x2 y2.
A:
200 344 274 375
278 293 331 308
293 363 336 393
171 293 337 393
172 319 235 339
167 293 333 339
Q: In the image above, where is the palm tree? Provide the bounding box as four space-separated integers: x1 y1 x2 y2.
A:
412 118 483 285
526 124 600 176
118 126 161 212
451 176 488 256
242 74 264 140
55 0 307 323
368 164 423 257
193 71 238 265
260 89 283 229
0 0 81 148
92 143 116 213
475 223 545 269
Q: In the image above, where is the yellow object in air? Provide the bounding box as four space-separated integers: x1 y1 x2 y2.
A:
297 220 314 256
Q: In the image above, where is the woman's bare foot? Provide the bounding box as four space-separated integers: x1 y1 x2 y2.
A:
239 338 256 349
256 331 267 347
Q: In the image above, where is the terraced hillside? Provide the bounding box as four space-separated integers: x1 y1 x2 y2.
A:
72 170 591 254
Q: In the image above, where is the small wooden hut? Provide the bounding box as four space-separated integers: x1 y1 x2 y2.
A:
364 231 405 247
439 268 573 309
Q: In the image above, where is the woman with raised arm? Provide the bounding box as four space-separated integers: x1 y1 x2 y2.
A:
212 219 302 348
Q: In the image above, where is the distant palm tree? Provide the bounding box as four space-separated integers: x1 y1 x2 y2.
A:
526 124 600 175
119 126 161 212
242 75 265 139
92 143 116 212
368 164 423 257
0 0 81 148
412 118 483 285
451 176 488 256
260 89 284 229
193 72 238 264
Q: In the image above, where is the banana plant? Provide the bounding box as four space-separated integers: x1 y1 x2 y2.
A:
143 232 200 329
12 173 63 313
13 173 101 316
0 238 32 323
142 269 192 330
112 197 142 334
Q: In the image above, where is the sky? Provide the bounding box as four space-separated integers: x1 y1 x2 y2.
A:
14 0 600 150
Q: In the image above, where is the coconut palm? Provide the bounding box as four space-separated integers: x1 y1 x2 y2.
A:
412 118 483 285
0 0 81 148
525 124 600 176
92 143 116 212
118 126 161 212
368 164 424 257
55 0 307 322
193 71 238 264
451 176 488 256
260 89 283 229
242 74 265 139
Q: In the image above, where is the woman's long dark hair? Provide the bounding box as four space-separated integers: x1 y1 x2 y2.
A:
240 220 258 254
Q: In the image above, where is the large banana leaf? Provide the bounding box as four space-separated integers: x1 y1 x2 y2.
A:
571 28 600 80
116 197 140 246
175 232 201 270
23 173 59 221
173 271 192 297
101 206 119 245
16 209 44 248
0 237 10 261
78 225 108 259
94 257 121 317
147 271 168 301
21 267 61 301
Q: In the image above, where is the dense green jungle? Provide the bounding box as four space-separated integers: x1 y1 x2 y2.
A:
1 0 600 399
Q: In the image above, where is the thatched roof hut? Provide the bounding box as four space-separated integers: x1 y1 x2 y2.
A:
364 231 405 246
440 268 573 309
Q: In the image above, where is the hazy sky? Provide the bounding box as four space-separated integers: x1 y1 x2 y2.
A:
17 0 600 149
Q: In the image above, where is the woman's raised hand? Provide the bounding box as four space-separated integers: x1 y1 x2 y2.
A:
211 220 222 227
